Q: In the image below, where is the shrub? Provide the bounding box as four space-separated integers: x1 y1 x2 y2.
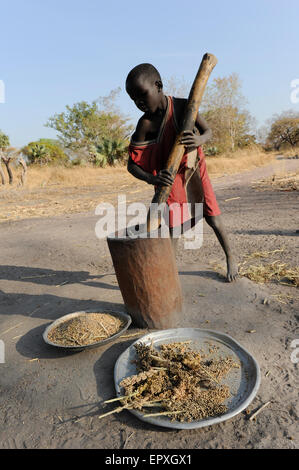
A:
22 139 69 165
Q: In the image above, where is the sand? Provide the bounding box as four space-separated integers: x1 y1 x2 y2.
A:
0 157 298 449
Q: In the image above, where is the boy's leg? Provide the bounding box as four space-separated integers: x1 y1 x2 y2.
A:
205 214 238 282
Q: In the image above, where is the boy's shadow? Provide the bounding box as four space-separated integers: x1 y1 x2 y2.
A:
0 265 119 290
179 270 227 282
234 229 299 237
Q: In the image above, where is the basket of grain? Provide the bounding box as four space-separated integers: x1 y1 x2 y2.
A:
43 309 131 350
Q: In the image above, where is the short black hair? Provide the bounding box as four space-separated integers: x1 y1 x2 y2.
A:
126 63 162 89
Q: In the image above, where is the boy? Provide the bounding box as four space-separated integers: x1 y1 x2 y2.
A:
125 63 238 282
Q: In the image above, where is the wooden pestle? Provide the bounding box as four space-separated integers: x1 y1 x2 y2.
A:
146 53 218 232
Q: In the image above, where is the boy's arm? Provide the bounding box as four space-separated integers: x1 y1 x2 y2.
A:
127 155 154 184
127 156 174 187
195 114 212 144
180 113 212 147
128 118 174 187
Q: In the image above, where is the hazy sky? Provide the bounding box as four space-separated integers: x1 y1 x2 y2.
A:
1 0 298 147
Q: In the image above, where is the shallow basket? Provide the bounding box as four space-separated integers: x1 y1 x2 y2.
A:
114 328 261 429
43 309 132 351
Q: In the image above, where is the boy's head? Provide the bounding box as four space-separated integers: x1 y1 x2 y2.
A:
126 63 164 114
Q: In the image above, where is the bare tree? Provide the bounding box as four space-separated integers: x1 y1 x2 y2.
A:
0 148 26 185
18 156 27 186
163 75 190 98
0 154 5 184
1 154 13 184
266 110 299 150
200 73 254 152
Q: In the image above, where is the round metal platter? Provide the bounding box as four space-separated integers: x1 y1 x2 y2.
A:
114 328 260 429
43 309 132 351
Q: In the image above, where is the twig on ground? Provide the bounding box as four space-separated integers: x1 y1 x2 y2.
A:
249 401 271 421
0 322 24 336
224 197 241 202
123 431 135 449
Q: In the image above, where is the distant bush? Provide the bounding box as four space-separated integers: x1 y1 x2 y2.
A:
88 138 128 167
0 131 10 150
71 157 88 167
22 139 69 165
45 89 133 167
205 146 219 156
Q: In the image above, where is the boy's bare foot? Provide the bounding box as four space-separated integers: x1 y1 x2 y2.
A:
226 256 238 282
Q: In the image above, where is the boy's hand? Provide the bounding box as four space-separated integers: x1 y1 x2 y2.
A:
149 169 174 186
180 130 204 148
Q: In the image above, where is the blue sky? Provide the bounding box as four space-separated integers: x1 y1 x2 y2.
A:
0 0 298 147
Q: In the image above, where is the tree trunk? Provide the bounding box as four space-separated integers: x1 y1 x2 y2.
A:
2 156 13 184
0 156 5 184
19 157 27 185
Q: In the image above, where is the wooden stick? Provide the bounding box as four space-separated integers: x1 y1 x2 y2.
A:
104 391 140 404
123 431 135 449
224 197 241 202
99 320 109 335
143 411 183 418
249 401 271 421
146 53 218 232
98 406 125 419
0 322 24 336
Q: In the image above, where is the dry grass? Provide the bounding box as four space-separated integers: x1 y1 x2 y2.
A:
238 249 299 288
252 170 299 192
1 164 129 190
205 146 276 177
2 147 275 190
0 148 277 222
0 165 147 222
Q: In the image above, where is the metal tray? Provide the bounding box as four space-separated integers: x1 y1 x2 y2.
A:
114 328 260 429
43 309 131 351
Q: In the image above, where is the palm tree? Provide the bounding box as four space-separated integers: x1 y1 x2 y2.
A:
90 138 128 167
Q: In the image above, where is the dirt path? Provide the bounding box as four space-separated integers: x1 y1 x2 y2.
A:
0 158 298 449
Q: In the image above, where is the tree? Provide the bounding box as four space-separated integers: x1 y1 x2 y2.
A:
46 88 133 164
22 139 69 165
0 131 10 150
0 131 10 184
89 138 128 167
201 74 255 153
0 131 12 184
0 131 27 186
163 75 190 98
266 111 299 150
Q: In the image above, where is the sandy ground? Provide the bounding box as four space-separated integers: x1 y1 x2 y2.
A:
0 157 298 449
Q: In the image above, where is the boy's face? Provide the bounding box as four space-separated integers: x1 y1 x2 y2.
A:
126 77 163 115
